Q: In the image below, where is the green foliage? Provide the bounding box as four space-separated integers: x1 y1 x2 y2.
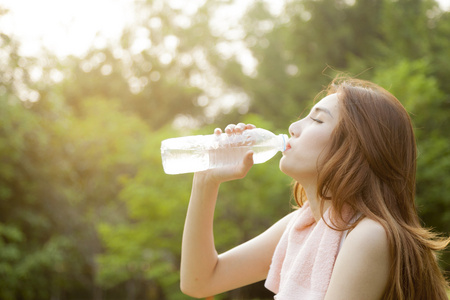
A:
96 126 193 299
0 93 83 299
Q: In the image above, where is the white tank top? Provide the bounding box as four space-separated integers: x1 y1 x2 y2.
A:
338 213 362 252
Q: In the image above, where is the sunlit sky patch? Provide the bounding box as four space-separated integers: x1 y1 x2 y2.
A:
0 0 137 57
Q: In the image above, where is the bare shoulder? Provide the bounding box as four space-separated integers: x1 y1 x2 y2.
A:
349 218 389 250
325 218 391 300
343 217 390 270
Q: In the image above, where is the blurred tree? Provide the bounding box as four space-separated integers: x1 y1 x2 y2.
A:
96 126 192 299
59 47 203 130
0 92 70 300
60 97 152 298
0 29 82 299
56 0 235 130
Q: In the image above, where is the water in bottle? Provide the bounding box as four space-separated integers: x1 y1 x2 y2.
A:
161 128 288 175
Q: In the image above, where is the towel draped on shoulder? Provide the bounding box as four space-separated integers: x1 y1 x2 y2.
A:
265 202 352 300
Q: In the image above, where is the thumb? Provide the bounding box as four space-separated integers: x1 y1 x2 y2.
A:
244 150 254 163
220 150 254 182
242 150 254 171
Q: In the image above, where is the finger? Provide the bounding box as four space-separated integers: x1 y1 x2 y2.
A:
214 128 222 135
246 124 256 130
225 124 236 135
236 123 246 133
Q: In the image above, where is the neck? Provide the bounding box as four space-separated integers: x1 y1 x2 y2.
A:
303 184 331 222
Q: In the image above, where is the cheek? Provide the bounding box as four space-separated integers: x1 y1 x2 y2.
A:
302 130 331 152
279 138 322 175
289 131 332 166
279 128 335 177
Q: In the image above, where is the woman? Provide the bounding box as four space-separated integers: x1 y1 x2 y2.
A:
180 77 449 299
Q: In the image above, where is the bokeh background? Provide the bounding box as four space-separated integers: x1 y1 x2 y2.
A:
0 0 449 299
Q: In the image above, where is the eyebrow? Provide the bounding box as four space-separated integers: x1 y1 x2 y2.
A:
313 106 333 118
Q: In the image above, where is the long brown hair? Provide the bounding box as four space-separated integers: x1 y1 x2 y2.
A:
294 77 449 299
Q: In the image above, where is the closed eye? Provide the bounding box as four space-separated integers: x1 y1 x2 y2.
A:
310 117 323 124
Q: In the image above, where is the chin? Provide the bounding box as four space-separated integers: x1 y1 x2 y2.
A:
279 157 289 175
279 159 298 178
279 158 315 182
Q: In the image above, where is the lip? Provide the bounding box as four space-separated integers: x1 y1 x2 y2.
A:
283 141 292 153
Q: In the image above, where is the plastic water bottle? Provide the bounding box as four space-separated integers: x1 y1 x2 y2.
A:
161 128 288 175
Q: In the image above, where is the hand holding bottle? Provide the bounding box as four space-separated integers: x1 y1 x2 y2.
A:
201 123 257 184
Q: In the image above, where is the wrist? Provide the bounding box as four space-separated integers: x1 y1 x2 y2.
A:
193 171 222 188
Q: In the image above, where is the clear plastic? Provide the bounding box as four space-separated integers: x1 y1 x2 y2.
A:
161 128 288 175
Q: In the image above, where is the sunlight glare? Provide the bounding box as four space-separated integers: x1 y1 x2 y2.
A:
0 0 135 58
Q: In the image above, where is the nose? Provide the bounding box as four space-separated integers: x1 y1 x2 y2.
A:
289 120 302 137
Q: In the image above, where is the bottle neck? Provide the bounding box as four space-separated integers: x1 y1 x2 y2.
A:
279 134 288 151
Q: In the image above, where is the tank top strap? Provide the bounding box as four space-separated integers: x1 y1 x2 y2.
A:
338 212 363 252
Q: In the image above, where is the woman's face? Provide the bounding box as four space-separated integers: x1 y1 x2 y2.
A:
280 93 341 182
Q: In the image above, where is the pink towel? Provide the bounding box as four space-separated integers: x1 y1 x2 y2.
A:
265 202 348 299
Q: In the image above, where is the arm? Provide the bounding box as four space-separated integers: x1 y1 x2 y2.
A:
324 218 391 300
180 124 293 298
181 176 293 298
